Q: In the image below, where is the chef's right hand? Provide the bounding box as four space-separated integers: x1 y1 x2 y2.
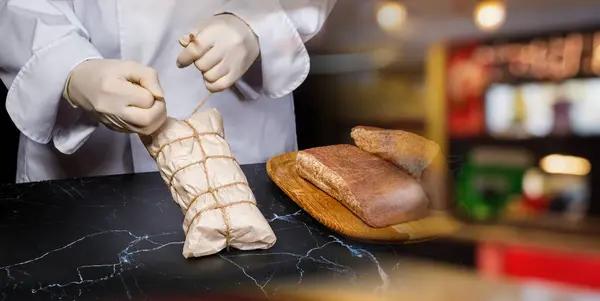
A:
63 59 167 136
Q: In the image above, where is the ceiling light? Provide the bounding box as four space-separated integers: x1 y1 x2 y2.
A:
474 0 506 32
376 2 407 33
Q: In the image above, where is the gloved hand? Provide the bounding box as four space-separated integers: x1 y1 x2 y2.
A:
177 14 260 92
64 59 167 136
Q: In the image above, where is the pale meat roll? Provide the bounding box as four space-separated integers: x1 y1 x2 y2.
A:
143 108 276 258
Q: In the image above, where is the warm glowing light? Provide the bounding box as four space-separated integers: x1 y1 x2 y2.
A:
376 2 407 32
540 154 591 176
474 0 506 32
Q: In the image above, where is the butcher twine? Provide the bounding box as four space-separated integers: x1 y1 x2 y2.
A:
150 92 257 248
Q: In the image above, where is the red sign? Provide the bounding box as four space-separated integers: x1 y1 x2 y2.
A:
446 44 489 137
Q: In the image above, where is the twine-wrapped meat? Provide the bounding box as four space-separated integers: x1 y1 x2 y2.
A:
142 107 276 258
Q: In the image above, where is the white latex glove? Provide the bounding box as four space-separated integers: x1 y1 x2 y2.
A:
64 59 167 136
176 14 260 92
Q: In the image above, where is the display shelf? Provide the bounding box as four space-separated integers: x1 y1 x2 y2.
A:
448 135 600 178
448 135 600 218
496 214 600 237
449 222 600 256
450 135 600 153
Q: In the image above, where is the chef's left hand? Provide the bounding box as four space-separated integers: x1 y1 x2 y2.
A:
177 14 259 93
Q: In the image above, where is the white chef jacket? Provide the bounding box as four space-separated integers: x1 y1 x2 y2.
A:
0 0 335 183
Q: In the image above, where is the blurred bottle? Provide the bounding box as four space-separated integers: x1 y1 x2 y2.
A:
548 177 589 223
505 86 530 139
550 94 573 137
521 168 549 215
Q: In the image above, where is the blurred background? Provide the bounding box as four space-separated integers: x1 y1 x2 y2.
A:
3 0 600 299
292 0 600 297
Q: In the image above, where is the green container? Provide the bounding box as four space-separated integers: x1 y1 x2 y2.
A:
456 147 533 221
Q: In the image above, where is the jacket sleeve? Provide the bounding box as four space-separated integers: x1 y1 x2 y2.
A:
217 0 337 99
0 0 103 154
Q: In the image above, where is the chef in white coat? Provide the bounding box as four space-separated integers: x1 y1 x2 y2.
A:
0 0 336 183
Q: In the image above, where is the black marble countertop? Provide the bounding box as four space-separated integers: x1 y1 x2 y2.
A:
0 164 464 301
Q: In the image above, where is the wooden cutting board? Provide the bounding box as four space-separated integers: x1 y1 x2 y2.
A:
266 152 462 243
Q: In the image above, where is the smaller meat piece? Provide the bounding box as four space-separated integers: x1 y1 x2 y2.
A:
351 126 440 179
